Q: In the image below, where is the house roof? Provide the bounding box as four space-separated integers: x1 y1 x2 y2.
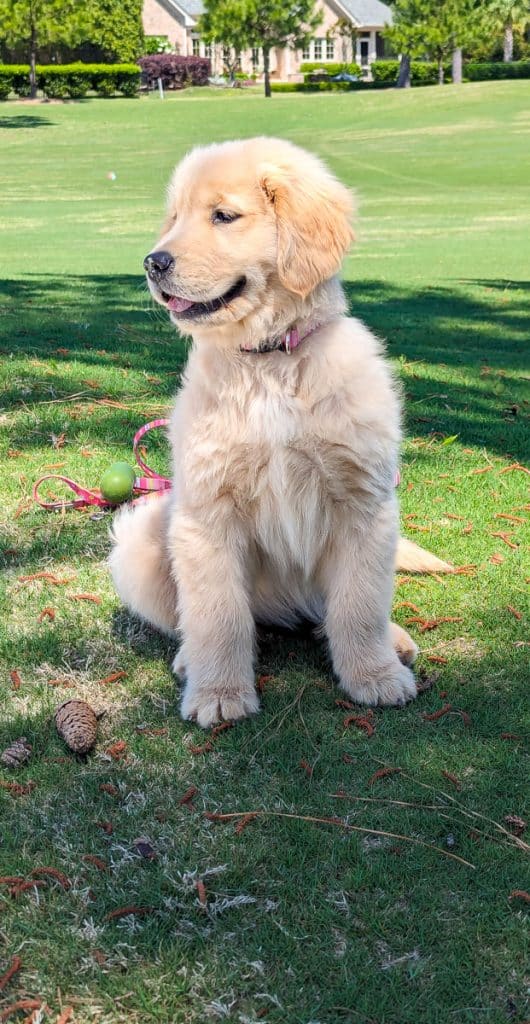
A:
335 0 392 28
174 0 392 28
177 0 203 16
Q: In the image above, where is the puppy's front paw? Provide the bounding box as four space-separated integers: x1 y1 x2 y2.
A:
181 683 260 729
340 660 417 708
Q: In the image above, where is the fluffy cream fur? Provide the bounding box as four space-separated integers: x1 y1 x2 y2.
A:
109 137 450 727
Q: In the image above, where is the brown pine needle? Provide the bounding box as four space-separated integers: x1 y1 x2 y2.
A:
422 703 453 721
10 669 22 691
442 770 462 791
499 462 530 476
343 713 375 737
70 593 101 604
202 810 476 868
96 671 127 685
426 655 448 664
495 513 525 524
178 786 198 805
0 1000 44 1022
37 607 55 622
105 905 155 921
31 867 71 889
188 742 213 755
0 956 22 992
508 890 530 902
82 855 108 872
394 601 421 613
235 812 259 835
195 879 207 906
506 605 523 620
56 1007 74 1024
490 531 518 550
368 767 401 785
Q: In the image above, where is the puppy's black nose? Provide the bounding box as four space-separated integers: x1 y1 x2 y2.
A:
144 250 175 276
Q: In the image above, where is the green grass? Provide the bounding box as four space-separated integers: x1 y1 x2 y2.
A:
1 82 529 1024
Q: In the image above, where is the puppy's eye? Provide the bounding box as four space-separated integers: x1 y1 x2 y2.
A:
212 210 241 225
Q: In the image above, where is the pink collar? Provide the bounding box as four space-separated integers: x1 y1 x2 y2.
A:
240 322 321 355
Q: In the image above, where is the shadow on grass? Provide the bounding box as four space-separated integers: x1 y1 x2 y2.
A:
1 584 528 1021
2 273 529 460
0 114 56 129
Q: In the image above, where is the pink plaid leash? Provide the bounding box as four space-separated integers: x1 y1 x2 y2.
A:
33 415 400 511
33 418 171 512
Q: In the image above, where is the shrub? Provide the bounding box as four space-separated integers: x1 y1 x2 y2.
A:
0 67 15 100
271 80 369 93
465 60 530 80
38 65 90 98
0 63 140 99
138 54 210 89
300 61 362 77
371 60 452 85
0 65 31 99
89 64 140 96
143 35 173 55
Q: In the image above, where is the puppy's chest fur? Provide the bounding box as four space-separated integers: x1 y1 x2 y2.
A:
171 346 393 571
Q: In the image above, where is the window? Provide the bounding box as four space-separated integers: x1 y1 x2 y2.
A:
313 38 323 60
251 47 260 68
302 42 310 59
326 38 334 60
192 37 200 56
205 44 212 59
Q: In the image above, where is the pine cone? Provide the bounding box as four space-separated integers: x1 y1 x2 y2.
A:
0 736 32 768
55 699 98 753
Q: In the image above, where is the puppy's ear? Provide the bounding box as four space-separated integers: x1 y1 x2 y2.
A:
259 156 354 297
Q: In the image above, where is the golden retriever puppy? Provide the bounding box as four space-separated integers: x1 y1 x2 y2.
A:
110 137 449 727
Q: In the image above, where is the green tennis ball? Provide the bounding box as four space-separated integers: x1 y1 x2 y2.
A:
100 462 135 504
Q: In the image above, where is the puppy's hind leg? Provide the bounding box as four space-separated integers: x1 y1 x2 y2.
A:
109 493 178 635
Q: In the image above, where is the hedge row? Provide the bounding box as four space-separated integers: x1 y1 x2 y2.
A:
465 59 530 79
371 60 452 84
0 63 139 99
300 61 361 76
371 58 530 85
138 54 210 89
271 80 369 93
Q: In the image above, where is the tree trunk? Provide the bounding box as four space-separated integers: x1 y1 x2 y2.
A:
263 46 271 98
452 47 462 84
30 22 37 99
438 57 444 85
396 53 411 88
504 21 513 62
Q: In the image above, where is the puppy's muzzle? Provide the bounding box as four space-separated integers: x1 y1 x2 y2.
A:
144 250 175 280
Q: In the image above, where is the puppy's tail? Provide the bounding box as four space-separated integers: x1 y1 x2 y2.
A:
396 536 453 574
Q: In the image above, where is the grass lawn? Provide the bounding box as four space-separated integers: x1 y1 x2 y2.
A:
1 81 529 1024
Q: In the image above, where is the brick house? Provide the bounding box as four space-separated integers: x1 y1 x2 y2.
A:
142 0 392 79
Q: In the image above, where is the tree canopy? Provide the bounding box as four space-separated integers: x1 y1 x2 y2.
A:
199 0 322 96
0 0 144 88
387 0 495 83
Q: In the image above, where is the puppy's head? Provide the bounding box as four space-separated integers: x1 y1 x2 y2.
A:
145 137 354 332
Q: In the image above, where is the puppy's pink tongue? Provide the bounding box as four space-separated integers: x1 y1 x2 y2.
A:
167 295 194 312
